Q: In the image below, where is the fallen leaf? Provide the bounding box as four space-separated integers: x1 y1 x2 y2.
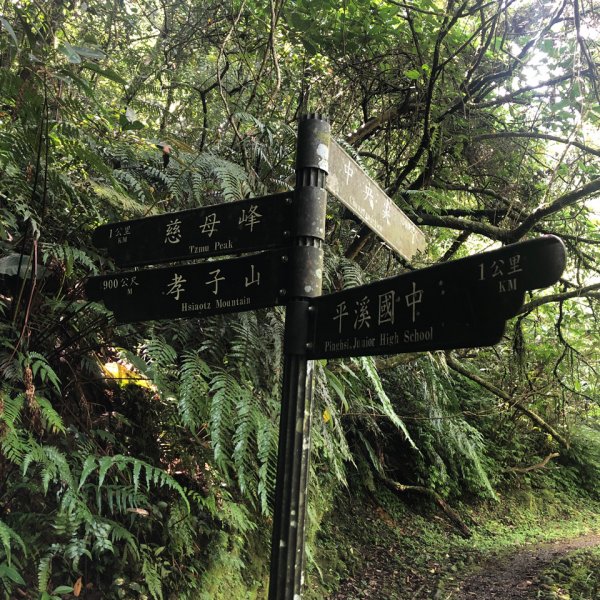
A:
74 577 83 597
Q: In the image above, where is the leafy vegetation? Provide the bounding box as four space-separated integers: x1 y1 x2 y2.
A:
536 547 600 599
0 0 599 597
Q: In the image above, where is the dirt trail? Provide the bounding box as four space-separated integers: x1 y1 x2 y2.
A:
450 532 600 599
326 531 600 599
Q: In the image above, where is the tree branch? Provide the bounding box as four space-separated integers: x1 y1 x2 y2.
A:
413 212 509 241
381 476 472 537
509 177 600 240
468 71 591 109
506 452 560 473
445 353 570 449
345 97 417 146
472 131 600 158
519 282 600 314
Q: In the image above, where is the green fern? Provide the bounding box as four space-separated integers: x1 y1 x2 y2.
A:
39 242 98 276
0 428 30 463
166 500 197 557
76 454 190 513
113 169 149 203
24 352 61 394
108 520 140 560
231 386 257 497
360 356 418 450
143 337 177 369
0 391 25 429
142 551 164 600
38 543 62 593
178 350 211 432
91 180 149 215
255 413 279 514
196 153 251 201
137 337 178 397
209 370 237 468
312 363 353 483
0 519 25 565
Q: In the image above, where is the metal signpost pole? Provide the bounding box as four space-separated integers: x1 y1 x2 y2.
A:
268 114 330 600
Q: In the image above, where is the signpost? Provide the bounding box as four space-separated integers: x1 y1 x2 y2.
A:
87 116 567 600
92 192 293 267
327 140 426 260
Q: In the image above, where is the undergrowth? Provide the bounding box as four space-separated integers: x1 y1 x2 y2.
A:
535 547 600 599
306 467 600 599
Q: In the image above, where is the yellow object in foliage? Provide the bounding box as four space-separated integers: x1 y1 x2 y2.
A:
323 408 332 424
101 362 155 390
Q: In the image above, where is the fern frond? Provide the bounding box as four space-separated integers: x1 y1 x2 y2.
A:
196 153 250 201
360 356 418 450
256 414 278 514
77 454 97 491
64 536 93 570
25 352 61 394
229 313 263 379
141 550 164 600
0 519 25 565
0 428 30 463
232 387 257 497
209 370 237 468
113 169 148 202
88 454 190 513
39 242 98 275
0 391 25 428
142 337 177 369
108 519 140 560
21 444 74 493
38 543 62 592
36 396 66 433
340 257 365 289
178 351 211 431
91 181 148 215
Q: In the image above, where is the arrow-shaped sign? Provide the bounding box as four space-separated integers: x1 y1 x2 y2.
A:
92 192 293 267
307 236 566 358
326 140 427 261
86 250 289 323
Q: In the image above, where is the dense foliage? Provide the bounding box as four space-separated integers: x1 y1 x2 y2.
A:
0 0 598 597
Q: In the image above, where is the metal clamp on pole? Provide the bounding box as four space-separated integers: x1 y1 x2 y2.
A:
269 114 330 600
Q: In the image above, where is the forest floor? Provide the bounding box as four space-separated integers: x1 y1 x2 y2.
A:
310 484 600 600
448 533 600 599
323 526 600 599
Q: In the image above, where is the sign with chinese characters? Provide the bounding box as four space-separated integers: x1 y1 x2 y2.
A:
85 250 288 323
307 236 566 359
92 192 293 267
326 140 426 261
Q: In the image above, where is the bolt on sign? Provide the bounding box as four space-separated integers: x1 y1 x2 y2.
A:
92 192 293 267
326 140 426 261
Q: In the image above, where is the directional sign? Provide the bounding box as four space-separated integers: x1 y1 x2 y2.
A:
326 140 426 260
86 250 288 323
92 192 293 267
307 236 566 359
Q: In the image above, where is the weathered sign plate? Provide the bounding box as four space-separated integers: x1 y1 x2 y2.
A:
308 236 566 359
92 192 293 267
86 250 288 323
326 140 426 261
